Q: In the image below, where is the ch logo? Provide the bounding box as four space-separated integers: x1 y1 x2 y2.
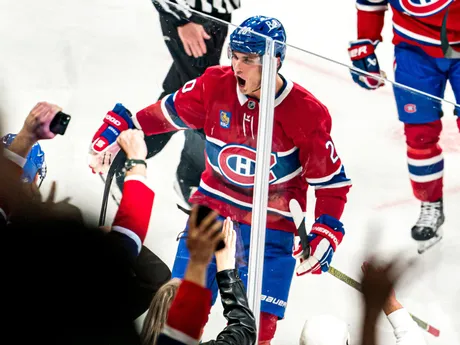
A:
217 144 278 187
399 0 453 17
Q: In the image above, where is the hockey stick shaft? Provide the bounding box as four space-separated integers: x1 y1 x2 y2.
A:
99 174 120 207
98 150 126 227
441 10 460 59
327 266 440 337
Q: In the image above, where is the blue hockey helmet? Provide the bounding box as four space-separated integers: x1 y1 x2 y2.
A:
2 133 47 184
229 16 287 63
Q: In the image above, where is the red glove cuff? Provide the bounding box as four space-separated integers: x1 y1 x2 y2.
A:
348 43 375 60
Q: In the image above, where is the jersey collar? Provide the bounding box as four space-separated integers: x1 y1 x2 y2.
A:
236 74 294 107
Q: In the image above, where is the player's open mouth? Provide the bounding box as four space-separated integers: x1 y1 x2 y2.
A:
237 76 246 87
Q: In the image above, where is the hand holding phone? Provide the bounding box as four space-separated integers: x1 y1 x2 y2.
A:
196 205 226 251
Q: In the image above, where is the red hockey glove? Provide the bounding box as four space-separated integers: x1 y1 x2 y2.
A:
88 103 133 174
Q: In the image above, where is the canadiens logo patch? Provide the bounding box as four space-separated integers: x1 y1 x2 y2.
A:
220 110 231 128
217 144 278 187
399 0 453 17
404 104 417 113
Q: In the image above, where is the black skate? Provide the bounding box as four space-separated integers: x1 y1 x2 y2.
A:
411 198 444 254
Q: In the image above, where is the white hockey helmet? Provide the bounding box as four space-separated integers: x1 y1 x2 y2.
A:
299 315 350 345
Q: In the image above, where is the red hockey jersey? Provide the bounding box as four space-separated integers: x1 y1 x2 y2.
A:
134 66 351 233
356 0 460 58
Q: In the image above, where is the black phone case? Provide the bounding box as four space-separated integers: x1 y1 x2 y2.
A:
196 205 225 251
50 111 71 135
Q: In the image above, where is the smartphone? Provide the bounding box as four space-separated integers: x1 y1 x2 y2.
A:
50 111 71 135
196 205 225 251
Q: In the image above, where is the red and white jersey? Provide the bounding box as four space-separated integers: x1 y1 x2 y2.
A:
356 0 460 57
134 66 351 233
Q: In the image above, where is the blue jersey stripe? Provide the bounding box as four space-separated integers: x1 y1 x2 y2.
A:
165 93 190 129
393 25 440 46
308 166 351 187
356 0 388 6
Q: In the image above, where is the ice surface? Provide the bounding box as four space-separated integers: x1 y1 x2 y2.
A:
1 0 459 344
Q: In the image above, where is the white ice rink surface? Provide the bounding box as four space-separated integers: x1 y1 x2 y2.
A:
1 0 459 344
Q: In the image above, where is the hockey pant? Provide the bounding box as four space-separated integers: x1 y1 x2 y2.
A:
172 218 296 342
393 43 460 202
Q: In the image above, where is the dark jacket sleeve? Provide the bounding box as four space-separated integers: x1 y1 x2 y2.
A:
151 0 197 27
129 246 172 320
202 269 257 345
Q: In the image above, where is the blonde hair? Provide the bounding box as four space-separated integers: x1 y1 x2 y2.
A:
140 278 181 345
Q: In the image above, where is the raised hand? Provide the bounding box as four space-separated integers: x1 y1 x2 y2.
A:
178 22 211 58
215 217 236 272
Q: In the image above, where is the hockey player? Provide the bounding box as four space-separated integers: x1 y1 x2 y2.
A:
348 0 460 253
114 1 241 207
90 16 352 343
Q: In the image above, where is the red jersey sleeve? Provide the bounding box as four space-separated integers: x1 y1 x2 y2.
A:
134 74 208 135
356 0 388 42
282 94 352 220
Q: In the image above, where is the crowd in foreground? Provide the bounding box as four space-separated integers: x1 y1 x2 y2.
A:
0 101 429 345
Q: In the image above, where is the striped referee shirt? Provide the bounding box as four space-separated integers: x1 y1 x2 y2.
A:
152 0 240 26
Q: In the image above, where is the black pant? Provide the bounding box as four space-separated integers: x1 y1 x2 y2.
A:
158 14 230 98
117 14 229 202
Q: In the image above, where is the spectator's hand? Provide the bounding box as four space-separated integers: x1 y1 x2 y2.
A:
186 205 224 267
21 102 61 142
178 22 211 58
9 102 61 158
361 261 404 316
215 217 236 272
361 258 413 314
116 129 147 160
361 261 396 301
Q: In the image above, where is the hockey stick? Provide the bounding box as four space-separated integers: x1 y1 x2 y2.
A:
441 10 460 59
98 150 126 227
289 199 311 260
99 174 120 207
288 199 440 337
328 266 440 337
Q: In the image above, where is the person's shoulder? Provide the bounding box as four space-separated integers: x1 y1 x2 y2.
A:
281 80 331 122
291 82 326 107
200 66 235 94
203 65 234 80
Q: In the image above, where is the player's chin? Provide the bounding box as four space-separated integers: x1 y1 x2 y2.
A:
238 85 248 94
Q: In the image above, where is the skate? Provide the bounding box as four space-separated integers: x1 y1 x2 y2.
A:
411 198 444 254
